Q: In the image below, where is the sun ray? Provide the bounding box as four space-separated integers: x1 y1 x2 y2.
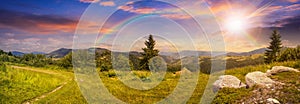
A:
247 0 275 19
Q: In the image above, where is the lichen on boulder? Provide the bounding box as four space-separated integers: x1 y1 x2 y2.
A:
213 75 246 92
245 71 275 87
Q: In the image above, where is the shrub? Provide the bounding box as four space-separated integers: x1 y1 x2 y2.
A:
107 70 116 77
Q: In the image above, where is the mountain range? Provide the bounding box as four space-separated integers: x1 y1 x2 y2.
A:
11 51 46 56
44 47 267 58
9 47 267 58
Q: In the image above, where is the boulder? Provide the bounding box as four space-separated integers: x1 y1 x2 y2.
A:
266 66 299 76
245 71 275 87
213 75 246 92
267 98 280 104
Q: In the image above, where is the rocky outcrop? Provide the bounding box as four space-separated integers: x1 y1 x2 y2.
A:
266 66 299 76
245 71 275 87
213 75 246 92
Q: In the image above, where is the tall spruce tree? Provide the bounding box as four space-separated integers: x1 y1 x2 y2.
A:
264 30 282 63
140 35 159 70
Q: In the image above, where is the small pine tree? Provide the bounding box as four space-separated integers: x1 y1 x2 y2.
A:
8 52 13 56
264 30 282 63
140 35 159 70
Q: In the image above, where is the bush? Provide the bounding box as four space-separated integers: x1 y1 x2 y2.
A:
107 70 116 77
20 54 52 67
278 46 300 62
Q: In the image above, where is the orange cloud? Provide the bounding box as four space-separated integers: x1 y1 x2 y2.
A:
100 1 116 6
209 3 231 14
99 28 114 34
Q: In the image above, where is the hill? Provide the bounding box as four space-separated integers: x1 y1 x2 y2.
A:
46 48 72 58
160 48 266 59
11 51 25 56
46 47 267 59
10 51 46 57
31 51 46 55
227 48 266 56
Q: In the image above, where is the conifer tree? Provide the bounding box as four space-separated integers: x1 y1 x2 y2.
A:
265 30 282 63
140 35 159 70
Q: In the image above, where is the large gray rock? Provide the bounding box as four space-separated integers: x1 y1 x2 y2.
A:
266 66 299 76
246 71 275 87
213 75 246 92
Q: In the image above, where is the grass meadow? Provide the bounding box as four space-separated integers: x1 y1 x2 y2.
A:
0 60 299 103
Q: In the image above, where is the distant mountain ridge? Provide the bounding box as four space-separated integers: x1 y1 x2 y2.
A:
11 51 46 56
11 51 25 56
46 48 72 58
160 48 267 58
14 47 267 58
227 48 267 56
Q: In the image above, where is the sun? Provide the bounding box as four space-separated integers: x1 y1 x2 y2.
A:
224 16 248 33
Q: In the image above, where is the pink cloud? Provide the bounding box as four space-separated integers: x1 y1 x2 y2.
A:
131 7 156 14
284 0 299 3
118 5 133 11
79 0 99 3
259 5 283 16
284 4 300 11
125 1 134 5
100 1 116 6
118 5 156 14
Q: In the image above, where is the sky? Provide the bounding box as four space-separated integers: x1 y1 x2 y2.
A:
0 0 300 53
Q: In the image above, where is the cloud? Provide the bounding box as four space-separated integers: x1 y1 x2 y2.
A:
100 1 116 6
284 4 300 11
99 27 114 34
0 9 77 34
161 14 192 20
132 7 156 14
259 5 283 16
117 5 133 11
118 5 156 14
0 35 74 53
4 33 15 37
206 0 231 14
284 0 299 3
79 0 100 3
277 15 300 30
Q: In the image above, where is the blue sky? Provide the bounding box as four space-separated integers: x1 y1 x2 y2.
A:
0 0 300 52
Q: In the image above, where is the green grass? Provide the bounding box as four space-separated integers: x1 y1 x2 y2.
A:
225 61 298 82
212 87 254 104
1 61 299 103
211 61 300 103
269 72 300 103
35 80 87 104
0 65 64 103
99 71 181 103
